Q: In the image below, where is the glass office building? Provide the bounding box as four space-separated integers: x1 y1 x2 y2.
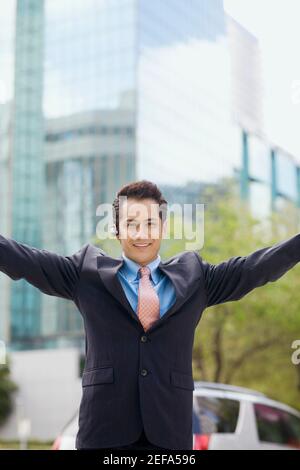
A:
11 0 45 346
137 0 242 186
0 0 45 348
0 0 300 350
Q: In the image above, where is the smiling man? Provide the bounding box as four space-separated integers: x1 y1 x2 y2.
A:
113 185 177 337
1 179 300 450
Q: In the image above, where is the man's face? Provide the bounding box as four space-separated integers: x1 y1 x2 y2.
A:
116 197 165 265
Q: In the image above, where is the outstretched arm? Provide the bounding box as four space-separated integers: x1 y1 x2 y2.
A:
0 234 89 300
195 233 300 308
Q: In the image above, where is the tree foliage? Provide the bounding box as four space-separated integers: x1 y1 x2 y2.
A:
0 361 18 427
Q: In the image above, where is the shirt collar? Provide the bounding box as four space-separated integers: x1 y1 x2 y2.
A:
121 252 161 285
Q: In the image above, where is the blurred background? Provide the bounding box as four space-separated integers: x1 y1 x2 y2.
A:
0 0 299 449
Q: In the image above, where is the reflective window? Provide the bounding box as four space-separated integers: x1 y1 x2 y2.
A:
276 150 298 201
44 0 137 117
193 396 240 434
254 403 300 448
248 135 271 184
137 0 239 186
249 181 271 220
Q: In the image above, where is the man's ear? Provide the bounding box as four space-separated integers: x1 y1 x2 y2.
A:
111 224 119 240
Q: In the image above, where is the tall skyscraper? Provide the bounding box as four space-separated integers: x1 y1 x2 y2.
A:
0 0 45 349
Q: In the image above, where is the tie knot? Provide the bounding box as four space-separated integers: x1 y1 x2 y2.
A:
139 266 151 278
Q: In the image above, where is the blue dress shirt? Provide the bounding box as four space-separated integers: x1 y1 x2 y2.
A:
117 252 176 317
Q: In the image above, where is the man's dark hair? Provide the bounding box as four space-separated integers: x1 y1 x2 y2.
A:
112 180 168 236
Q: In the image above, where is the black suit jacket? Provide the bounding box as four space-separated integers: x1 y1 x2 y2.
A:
0 233 300 449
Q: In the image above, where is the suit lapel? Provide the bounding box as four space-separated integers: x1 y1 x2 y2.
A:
97 255 138 323
97 253 197 333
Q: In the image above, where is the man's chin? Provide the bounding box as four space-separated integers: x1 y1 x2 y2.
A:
133 254 150 264
129 251 154 265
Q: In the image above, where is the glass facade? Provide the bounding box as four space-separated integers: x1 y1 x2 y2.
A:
10 0 45 348
275 150 298 201
248 135 271 185
0 0 299 350
41 0 137 347
137 0 240 185
44 0 137 117
242 131 300 219
227 15 264 135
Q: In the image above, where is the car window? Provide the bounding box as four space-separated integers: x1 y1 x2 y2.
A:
254 403 300 448
193 396 240 434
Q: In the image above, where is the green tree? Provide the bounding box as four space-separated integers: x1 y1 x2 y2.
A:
192 180 300 410
0 361 18 427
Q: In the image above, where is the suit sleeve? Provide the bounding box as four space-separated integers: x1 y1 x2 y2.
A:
0 234 89 300
195 233 300 308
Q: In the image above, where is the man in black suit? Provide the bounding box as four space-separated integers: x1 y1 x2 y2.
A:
0 179 300 450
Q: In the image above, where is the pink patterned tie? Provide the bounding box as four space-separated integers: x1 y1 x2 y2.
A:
137 266 160 332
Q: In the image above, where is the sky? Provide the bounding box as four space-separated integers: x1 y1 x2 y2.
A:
224 0 300 160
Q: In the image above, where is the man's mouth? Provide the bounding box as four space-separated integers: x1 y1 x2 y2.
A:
133 243 152 248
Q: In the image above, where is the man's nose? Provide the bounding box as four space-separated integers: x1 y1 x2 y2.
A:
134 224 149 239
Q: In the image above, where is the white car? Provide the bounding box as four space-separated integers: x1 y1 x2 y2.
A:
52 382 300 450
192 382 300 450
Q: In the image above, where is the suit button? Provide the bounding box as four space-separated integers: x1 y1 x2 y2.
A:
141 335 148 343
141 369 148 377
